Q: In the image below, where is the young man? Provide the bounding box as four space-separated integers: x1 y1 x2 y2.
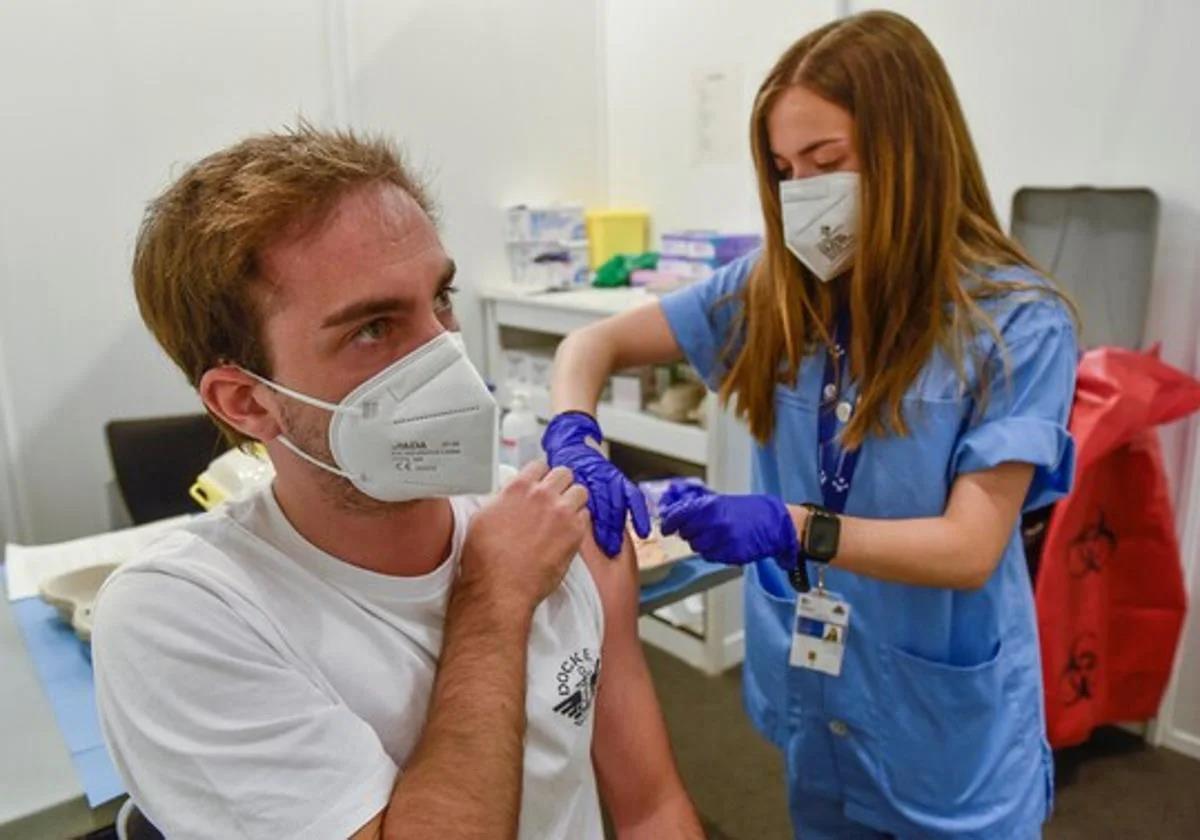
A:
92 126 702 840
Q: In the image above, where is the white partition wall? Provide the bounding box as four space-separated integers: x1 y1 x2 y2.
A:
0 327 25 546
340 0 606 366
1157 347 1200 761
0 1 337 543
602 0 840 236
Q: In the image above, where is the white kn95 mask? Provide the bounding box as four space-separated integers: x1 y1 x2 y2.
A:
780 171 860 282
245 331 499 502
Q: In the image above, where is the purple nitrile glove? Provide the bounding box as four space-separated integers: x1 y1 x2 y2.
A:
542 411 652 557
660 493 800 570
657 479 714 512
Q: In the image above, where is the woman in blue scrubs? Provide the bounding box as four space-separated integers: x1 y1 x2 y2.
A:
544 10 1077 839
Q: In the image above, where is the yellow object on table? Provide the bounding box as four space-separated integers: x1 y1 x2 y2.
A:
189 443 274 510
585 208 649 269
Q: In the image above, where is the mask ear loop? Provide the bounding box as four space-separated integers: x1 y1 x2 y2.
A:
239 367 361 415
238 367 361 480
273 435 355 480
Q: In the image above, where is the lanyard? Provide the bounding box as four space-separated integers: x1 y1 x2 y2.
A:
817 312 861 514
792 312 860 593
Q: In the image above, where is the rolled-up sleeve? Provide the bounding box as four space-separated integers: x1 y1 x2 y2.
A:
951 313 1078 511
659 252 757 389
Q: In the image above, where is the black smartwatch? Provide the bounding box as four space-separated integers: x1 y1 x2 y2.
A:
788 504 841 592
801 503 841 562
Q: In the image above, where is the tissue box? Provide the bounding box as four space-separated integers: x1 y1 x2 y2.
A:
506 205 586 242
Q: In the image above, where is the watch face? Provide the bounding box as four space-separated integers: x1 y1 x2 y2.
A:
808 515 840 560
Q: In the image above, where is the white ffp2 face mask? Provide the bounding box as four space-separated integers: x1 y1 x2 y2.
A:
245 331 499 502
780 171 859 282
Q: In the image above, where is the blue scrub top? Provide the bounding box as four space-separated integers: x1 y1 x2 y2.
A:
660 253 1077 839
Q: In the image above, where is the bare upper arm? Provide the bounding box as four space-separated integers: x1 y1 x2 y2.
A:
945 461 1035 575
581 535 700 835
579 534 641 637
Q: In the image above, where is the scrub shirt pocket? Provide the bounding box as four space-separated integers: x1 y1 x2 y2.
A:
878 640 1032 821
742 562 799 748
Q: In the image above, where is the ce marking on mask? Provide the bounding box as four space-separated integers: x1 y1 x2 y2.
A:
390 440 463 472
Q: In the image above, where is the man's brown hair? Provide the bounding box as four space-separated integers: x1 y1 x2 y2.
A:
133 122 434 445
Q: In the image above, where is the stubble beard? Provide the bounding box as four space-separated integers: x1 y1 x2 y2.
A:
278 399 407 519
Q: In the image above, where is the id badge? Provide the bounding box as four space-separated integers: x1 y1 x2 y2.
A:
790 589 851 677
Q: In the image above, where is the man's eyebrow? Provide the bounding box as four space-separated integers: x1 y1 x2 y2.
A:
320 296 410 329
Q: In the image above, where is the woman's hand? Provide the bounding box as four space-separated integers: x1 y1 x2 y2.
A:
660 493 800 570
541 411 651 557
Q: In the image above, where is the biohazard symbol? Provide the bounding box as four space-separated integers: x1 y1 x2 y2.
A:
1061 632 1099 707
1068 510 1117 578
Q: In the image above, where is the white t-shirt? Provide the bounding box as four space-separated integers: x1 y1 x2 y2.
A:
92 489 605 840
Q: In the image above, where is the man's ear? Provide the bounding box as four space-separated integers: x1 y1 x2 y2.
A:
198 366 283 444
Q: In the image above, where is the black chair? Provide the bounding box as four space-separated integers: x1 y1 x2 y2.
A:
104 413 225 525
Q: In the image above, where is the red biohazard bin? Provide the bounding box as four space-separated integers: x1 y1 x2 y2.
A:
1035 347 1200 748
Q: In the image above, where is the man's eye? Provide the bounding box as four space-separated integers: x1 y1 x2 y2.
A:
435 285 459 312
353 318 392 345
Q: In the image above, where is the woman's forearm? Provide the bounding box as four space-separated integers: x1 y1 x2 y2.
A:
551 303 687 416
786 463 1031 590
552 326 615 414
788 510 1003 590
839 511 991 589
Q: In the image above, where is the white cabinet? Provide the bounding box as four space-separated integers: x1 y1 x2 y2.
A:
480 285 748 674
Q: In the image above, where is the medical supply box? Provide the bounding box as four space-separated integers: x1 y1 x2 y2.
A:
657 230 761 284
505 204 589 291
